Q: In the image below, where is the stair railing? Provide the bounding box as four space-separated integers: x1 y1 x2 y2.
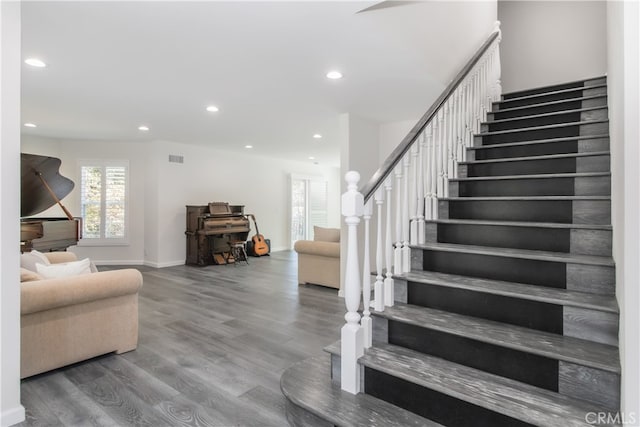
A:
340 22 502 394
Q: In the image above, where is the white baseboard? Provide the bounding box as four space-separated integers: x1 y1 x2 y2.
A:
94 260 144 266
1 405 25 427
143 260 184 268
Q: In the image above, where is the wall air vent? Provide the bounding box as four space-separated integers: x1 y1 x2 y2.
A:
168 155 184 164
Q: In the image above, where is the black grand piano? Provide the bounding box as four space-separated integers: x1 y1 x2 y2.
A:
20 153 81 252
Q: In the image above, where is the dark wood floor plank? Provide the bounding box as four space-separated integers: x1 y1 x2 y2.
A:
19 381 65 427
238 385 290 426
18 251 345 426
22 372 118 427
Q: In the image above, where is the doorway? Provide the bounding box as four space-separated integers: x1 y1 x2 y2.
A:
290 175 328 247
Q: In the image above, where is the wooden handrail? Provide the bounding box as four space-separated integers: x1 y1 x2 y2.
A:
360 26 501 202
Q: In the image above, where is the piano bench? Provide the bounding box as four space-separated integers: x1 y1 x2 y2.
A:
226 241 249 265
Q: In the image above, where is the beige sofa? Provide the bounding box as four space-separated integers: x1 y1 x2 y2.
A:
293 227 340 289
20 252 143 378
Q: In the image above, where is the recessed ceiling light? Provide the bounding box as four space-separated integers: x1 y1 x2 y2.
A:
206 105 219 113
25 58 46 68
326 70 343 80
245 145 253 149
24 123 37 128
313 134 322 139
308 156 315 160
138 125 149 131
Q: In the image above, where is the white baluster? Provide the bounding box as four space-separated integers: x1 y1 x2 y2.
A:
489 48 497 104
480 59 487 119
436 110 445 198
384 177 394 307
452 89 460 173
441 105 449 199
447 98 456 181
428 121 438 220
341 171 364 394
485 58 491 116
457 87 466 164
495 48 501 100
374 187 385 312
417 133 426 244
393 164 403 275
474 71 481 135
465 81 474 149
402 154 411 273
362 200 372 349
409 144 419 245
495 24 502 101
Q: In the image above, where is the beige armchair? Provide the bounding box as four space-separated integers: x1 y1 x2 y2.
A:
20 252 143 378
293 226 340 289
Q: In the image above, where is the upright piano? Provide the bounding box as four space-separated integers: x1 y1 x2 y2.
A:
21 153 81 252
185 202 250 265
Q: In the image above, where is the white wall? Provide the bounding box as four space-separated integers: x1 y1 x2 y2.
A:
1 1 25 425
378 120 417 165
21 136 340 267
340 113 381 193
608 0 640 421
149 140 340 267
498 0 607 93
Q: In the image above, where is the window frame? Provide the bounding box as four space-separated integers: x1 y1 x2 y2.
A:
77 159 130 247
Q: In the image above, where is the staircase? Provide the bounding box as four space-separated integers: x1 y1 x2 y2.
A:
281 77 620 426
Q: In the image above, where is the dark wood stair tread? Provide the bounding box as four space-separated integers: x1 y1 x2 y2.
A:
324 341 618 427
498 83 607 104
427 218 612 230
468 134 609 151
396 270 618 313
412 242 614 266
280 355 441 427
477 119 609 138
492 94 607 115
484 106 607 126
461 151 610 165
371 303 620 373
451 172 610 182
500 76 605 98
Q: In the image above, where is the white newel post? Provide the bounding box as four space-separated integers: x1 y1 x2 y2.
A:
341 171 364 394
374 187 385 312
384 177 394 307
362 200 372 349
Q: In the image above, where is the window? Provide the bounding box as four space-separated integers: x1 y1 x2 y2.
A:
79 160 129 245
290 174 328 246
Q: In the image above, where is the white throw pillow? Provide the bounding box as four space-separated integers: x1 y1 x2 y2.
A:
36 258 92 279
20 249 51 272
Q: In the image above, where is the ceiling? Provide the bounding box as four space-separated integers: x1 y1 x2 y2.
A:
21 1 494 167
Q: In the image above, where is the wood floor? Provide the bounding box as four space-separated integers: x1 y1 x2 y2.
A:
18 251 345 427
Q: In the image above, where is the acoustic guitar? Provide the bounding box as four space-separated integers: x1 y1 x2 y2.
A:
249 214 269 256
